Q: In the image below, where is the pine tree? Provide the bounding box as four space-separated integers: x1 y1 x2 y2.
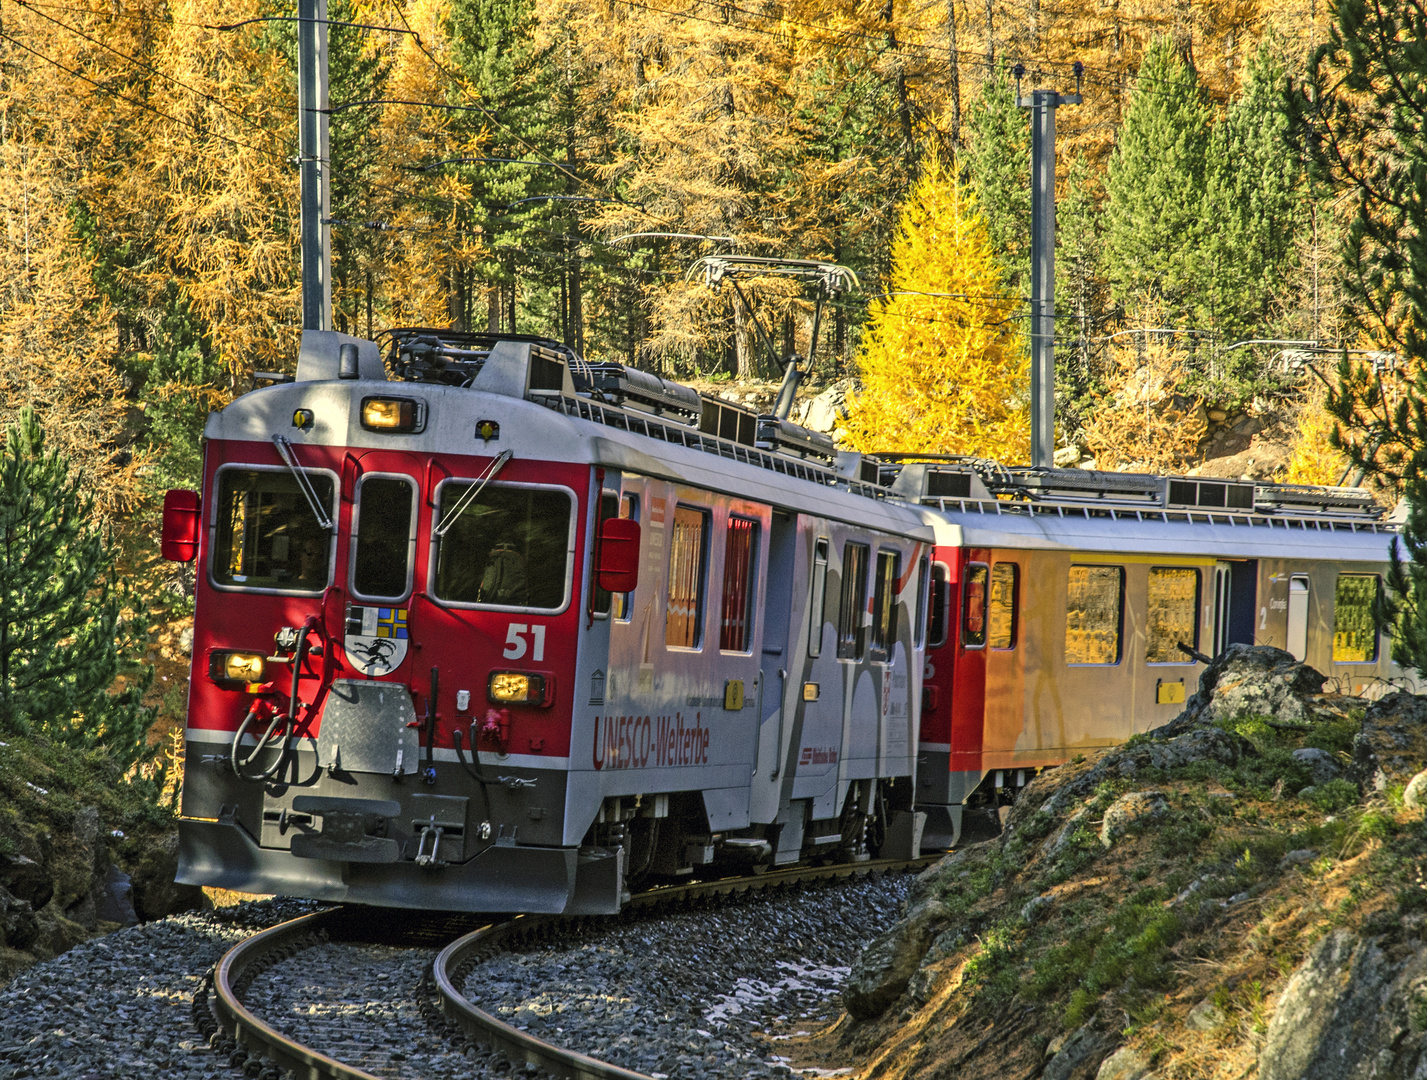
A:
0 411 152 766
960 64 1030 296
841 154 1028 459
1199 41 1306 349
1054 151 1105 435
1102 37 1213 314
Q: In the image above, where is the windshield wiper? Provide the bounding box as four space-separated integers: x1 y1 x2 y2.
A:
434 450 514 537
272 435 335 532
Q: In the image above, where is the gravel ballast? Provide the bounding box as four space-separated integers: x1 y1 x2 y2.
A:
0 873 909 1080
463 874 912 1079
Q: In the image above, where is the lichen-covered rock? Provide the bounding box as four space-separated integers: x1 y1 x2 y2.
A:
1405 769 1427 810
0 853 53 912
1157 644 1354 737
844 897 954 1019
1185 997 1226 1031
1259 929 1427 1080
1099 791 1169 848
129 833 205 922
0 888 38 952
1347 691 1427 794
1043 1024 1112 1080
1292 747 1343 786
1095 1046 1152 1080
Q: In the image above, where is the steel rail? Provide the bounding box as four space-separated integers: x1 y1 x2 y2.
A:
207 907 384 1080
202 855 939 1080
433 855 937 1080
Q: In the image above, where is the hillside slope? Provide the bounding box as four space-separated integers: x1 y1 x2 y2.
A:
813 646 1427 1080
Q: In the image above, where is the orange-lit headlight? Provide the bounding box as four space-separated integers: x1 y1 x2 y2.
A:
210 650 267 687
360 397 418 432
488 671 548 706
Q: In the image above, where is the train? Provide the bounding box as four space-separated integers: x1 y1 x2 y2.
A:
166 327 1413 913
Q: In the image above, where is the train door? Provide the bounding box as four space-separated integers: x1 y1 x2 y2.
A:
1286 575 1310 660
1212 559 1259 655
747 511 798 826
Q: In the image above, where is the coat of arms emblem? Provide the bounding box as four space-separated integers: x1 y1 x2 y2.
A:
344 604 409 676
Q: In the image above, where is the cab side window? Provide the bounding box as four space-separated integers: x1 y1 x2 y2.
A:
666 505 709 649
837 542 870 659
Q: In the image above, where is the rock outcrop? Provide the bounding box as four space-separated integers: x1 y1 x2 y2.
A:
1348 690 1427 793
1259 929 1427 1080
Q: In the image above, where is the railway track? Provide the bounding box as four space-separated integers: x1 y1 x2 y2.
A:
195 856 936 1080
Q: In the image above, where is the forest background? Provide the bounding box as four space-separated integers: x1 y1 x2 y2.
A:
0 0 1411 752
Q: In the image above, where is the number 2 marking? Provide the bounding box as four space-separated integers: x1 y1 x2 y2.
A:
503 623 547 662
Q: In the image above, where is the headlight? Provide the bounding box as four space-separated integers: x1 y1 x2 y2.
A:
210 651 267 686
360 397 419 432
488 671 549 706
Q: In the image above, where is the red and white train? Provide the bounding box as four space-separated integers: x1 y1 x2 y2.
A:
167 328 1410 913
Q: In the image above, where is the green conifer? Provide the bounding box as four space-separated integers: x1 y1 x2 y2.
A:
1199 42 1305 350
1103 38 1213 313
0 410 152 765
960 64 1030 297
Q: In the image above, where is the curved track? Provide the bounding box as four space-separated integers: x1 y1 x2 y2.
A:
199 856 935 1080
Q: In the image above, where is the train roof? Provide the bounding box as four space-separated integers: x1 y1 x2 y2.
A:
219 329 1399 560
209 330 932 540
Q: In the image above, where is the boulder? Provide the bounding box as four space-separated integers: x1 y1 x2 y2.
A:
1099 791 1169 848
94 865 138 928
1184 997 1226 1031
129 832 206 921
0 887 38 951
1259 929 1427 1080
1157 645 1344 737
0 853 53 911
1405 769 1427 811
844 897 954 1019
1347 692 1427 794
30 903 88 961
1043 1024 1112 1080
1292 748 1343 786
1095 1046 1152 1080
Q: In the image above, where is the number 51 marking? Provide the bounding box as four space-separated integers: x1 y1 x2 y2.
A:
504 623 547 662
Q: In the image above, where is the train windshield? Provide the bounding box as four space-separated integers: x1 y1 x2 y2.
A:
212 468 335 592
432 482 572 609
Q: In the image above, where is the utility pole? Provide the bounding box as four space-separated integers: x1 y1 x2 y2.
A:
298 0 332 331
1016 62 1081 469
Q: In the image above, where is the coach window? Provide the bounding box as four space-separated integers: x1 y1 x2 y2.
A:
612 494 641 622
1065 565 1124 665
988 563 1018 649
666 505 710 649
836 541 870 659
431 481 573 610
212 466 336 593
588 491 620 617
808 538 829 658
350 475 416 601
926 563 950 648
914 555 930 649
962 563 989 648
1333 574 1380 662
1146 567 1199 663
719 517 759 652
870 549 902 661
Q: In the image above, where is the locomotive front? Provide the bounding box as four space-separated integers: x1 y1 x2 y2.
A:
172 331 625 913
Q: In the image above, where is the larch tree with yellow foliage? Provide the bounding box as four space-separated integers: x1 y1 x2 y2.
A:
841 157 1029 462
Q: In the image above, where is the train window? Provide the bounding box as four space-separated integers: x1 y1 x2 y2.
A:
914 556 930 649
808 538 829 658
350 476 416 601
1333 574 1380 662
962 564 989 648
588 491 619 618
666 505 710 649
989 563 1018 649
1146 567 1199 663
719 517 759 652
927 563 950 648
612 494 640 622
1065 565 1124 665
212 467 335 593
836 542 870 659
870 549 901 660
431 482 573 610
